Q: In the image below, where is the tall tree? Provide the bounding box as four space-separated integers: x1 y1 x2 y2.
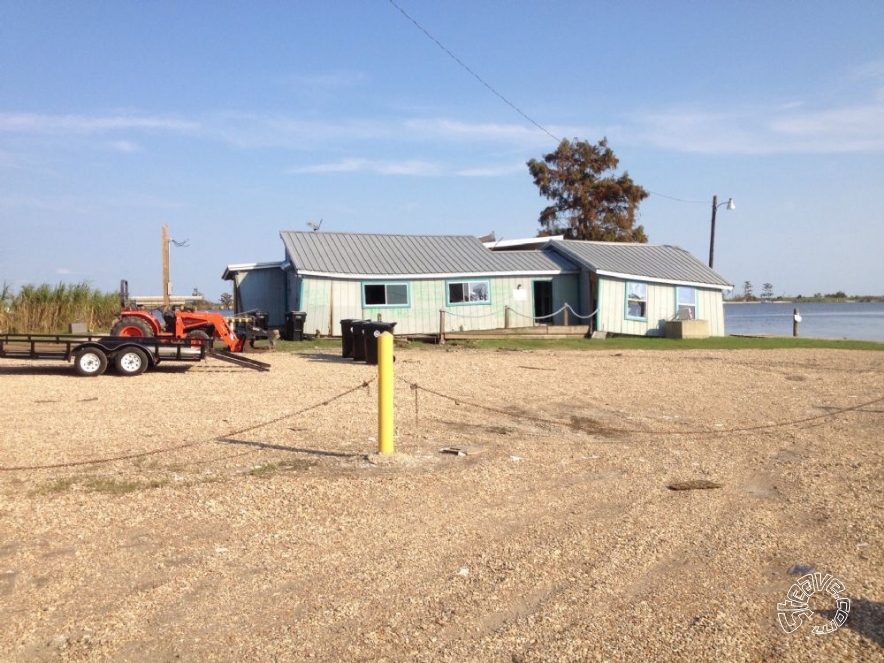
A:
527 138 649 242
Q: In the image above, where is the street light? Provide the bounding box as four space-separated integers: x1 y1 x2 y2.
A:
709 195 735 268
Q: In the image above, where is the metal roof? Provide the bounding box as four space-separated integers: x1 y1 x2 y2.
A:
221 260 287 280
279 231 578 278
546 241 733 289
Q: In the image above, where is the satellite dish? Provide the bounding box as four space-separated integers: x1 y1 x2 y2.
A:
306 218 323 231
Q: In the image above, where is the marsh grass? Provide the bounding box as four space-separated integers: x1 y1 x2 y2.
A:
0 281 119 333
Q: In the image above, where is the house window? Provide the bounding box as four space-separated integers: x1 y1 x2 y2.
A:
626 281 647 320
363 282 409 307
677 287 698 320
447 280 490 305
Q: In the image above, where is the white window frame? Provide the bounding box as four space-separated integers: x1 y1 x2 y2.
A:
625 281 648 320
362 282 410 308
676 287 698 320
446 280 491 306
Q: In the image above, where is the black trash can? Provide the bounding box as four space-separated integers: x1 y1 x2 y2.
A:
351 321 370 361
363 321 397 365
340 318 359 358
285 311 307 341
253 311 270 333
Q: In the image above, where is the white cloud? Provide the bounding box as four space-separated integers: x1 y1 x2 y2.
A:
0 112 199 134
289 158 440 176
108 140 140 153
273 70 369 89
456 162 526 177
629 94 884 154
16 97 882 160
0 109 564 155
851 60 884 81
56 268 72 275
404 118 558 147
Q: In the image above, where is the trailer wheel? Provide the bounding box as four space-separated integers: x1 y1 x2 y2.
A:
74 347 108 377
114 347 149 376
111 316 154 337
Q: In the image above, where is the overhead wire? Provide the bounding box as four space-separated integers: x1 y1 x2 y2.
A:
387 0 559 143
387 1 707 204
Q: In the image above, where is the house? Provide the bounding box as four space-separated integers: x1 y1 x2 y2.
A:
223 232 582 337
222 232 732 338
541 241 732 337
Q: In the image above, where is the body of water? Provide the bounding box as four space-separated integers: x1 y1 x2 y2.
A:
724 301 884 342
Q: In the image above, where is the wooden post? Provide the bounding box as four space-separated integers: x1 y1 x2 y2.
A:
504 306 510 329
328 286 334 337
161 224 170 310
438 310 446 345
793 308 801 337
563 305 569 327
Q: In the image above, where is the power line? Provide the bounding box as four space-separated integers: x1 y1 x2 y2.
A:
387 0 559 143
387 1 705 205
646 191 708 204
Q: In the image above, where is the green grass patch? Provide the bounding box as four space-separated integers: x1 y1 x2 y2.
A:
83 477 170 494
249 458 317 477
33 477 77 495
447 336 884 352
274 338 341 353
271 334 883 354
248 463 279 477
31 476 170 496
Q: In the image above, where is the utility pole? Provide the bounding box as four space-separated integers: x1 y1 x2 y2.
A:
709 195 735 268
162 224 171 309
709 195 718 268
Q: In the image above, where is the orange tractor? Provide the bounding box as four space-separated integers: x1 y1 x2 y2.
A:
111 281 268 352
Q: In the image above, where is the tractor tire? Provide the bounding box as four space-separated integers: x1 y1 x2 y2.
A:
114 347 149 376
111 316 154 337
74 347 108 377
187 329 211 346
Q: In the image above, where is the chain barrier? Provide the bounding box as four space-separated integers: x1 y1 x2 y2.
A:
564 303 598 320
0 378 375 472
396 376 884 437
442 304 595 322
9 371 879 472
506 305 568 321
442 307 505 319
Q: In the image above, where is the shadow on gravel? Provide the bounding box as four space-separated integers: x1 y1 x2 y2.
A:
0 365 74 376
818 599 884 647
217 437 363 458
293 352 367 364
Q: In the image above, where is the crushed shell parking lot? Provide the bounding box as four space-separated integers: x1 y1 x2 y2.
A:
1 345 883 662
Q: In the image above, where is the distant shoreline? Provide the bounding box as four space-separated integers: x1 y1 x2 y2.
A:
726 298 882 304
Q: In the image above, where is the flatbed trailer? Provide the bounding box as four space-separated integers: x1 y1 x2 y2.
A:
0 333 207 377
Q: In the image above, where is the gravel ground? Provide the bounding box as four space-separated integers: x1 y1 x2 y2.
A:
1 344 883 662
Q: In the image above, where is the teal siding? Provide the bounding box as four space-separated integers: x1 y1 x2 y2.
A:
297 274 582 336
596 277 725 336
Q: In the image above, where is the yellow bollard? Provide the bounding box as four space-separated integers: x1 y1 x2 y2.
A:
377 332 394 454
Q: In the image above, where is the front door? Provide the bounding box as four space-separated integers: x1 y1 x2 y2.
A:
533 280 553 324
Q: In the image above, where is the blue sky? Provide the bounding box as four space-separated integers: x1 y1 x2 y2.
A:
2 1 883 300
